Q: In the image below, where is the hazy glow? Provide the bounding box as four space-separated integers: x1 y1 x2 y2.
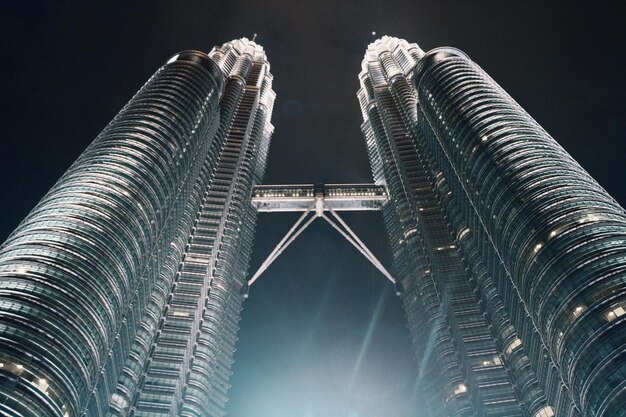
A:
348 290 386 390
228 220 423 417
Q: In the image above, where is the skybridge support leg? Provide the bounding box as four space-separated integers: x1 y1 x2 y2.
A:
243 207 317 297
241 198 400 298
320 208 399 295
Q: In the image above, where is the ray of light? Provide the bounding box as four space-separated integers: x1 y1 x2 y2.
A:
348 286 388 391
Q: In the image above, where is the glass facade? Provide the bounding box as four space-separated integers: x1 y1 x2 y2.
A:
0 38 274 417
1 32 623 417
359 36 626 417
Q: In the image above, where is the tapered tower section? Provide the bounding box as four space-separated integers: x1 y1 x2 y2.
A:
359 37 552 417
414 46 626 417
0 50 224 417
360 36 626 417
0 38 274 417
120 38 274 417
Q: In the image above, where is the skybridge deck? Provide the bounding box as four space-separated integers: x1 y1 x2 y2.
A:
251 183 387 212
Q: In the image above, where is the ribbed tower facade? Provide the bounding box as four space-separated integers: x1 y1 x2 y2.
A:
0 38 274 417
359 36 626 417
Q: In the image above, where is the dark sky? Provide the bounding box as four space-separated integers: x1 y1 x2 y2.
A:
2 2 625 417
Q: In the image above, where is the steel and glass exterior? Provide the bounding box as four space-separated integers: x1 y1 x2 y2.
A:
1 30 624 417
0 38 274 417
359 36 626 417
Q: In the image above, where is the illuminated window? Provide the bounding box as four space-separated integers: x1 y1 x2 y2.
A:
578 213 603 224
454 384 467 394
572 305 586 318
444 383 468 404
606 305 625 321
480 356 502 367
534 406 555 417
36 378 49 393
505 338 522 356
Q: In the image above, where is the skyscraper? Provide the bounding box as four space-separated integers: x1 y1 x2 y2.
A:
358 36 626 417
1 31 624 417
0 38 274 417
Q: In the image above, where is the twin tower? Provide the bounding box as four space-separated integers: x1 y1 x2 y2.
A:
0 37 624 417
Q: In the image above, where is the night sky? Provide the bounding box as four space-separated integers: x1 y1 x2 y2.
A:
3 2 625 417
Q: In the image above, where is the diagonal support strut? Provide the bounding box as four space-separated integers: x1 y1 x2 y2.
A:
246 206 316 290
320 207 396 285
244 198 399 298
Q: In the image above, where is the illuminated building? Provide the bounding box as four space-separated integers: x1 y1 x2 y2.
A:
358 36 626 417
0 38 275 417
0 30 624 417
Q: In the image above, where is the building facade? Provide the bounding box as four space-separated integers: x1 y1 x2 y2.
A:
0 38 274 417
358 36 626 417
1 33 624 417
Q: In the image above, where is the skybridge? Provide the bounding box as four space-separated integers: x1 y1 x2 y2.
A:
251 183 387 212
245 183 398 296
